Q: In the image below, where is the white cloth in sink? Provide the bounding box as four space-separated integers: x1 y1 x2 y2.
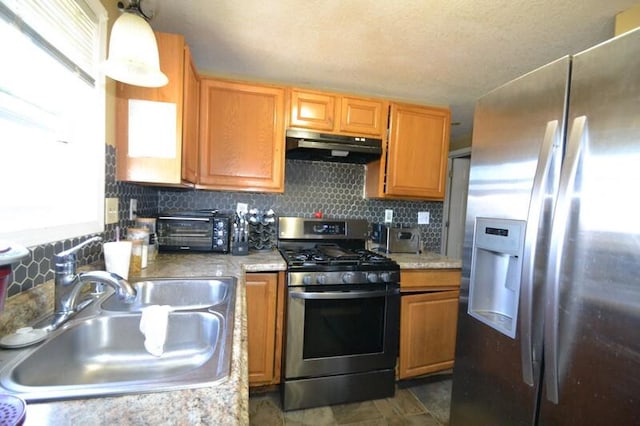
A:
139 305 172 357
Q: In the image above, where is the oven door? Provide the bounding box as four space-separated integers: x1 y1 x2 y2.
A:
285 283 400 379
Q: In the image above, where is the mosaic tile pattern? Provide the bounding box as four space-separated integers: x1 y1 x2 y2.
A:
158 160 444 250
7 148 444 297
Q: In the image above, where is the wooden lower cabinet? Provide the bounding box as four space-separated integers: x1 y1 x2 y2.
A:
246 272 285 386
398 269 460 380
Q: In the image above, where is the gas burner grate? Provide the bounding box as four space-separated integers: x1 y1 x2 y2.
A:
280 246 396 268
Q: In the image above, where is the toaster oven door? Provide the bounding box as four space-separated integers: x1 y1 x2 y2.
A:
157 217 215 251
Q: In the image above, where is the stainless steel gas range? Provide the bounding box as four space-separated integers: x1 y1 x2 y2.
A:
277 217 400 411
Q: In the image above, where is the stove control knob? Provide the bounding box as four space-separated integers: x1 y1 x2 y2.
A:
367 273 379 283
342 272 354 284
316 274 327 285
380 272 392 282
303 275 313 285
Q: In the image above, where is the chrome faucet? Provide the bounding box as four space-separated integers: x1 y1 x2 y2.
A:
47 236 137 330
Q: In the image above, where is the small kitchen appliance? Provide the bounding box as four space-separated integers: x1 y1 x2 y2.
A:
371 223 421 254
157 210 232 253
277 217 400 411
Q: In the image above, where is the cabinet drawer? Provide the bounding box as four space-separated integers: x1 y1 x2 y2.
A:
400 269 461 291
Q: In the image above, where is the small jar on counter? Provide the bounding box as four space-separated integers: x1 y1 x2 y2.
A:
127 227 150 271
135 217 157 262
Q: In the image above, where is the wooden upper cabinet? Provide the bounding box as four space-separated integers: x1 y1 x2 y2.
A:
289 88 387 138
181 46 199 183
290 90 336 131
198 79 286 192
116 32 197 186
340 96 386 136
366 102 451 200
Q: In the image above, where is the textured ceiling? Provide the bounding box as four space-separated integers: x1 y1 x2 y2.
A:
146 0 637 141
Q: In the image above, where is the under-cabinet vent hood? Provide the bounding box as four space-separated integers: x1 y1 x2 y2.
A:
285 129 382 164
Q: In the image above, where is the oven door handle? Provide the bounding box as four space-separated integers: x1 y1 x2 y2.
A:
289 289 397 300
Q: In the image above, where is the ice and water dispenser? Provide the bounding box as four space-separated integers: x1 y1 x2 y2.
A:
468 218 526 338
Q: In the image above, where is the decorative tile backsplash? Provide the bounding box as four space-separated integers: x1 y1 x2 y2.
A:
6 146 443 297
158 160 444 249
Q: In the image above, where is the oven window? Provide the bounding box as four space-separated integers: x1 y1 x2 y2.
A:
302 295 386 359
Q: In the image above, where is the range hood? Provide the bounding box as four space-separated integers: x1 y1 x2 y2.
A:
285 129 382 164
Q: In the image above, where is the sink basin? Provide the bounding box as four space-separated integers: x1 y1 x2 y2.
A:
101 278 231 312
0 277 236 401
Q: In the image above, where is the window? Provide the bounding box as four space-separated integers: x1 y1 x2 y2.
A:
0 0 107 247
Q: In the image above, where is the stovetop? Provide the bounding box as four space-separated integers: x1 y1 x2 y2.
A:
280 245 390 265
277 217 400 284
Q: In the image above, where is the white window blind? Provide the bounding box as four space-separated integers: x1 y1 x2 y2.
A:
0 0 107 247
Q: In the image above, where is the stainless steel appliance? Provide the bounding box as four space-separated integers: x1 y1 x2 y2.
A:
450 29 640 425
277 217 400 411
157 210 232 253
370 224 421 254
285 129 382 163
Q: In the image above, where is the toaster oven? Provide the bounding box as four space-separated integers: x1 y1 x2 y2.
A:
157 210 232 253
371 224 421 254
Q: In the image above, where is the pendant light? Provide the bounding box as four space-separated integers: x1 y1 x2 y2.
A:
104 0 168 87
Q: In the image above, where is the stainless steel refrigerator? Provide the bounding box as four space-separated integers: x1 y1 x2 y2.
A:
450 28 640 425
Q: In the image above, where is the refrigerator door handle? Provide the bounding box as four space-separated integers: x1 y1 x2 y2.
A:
520 120 560 386
544 115 587 404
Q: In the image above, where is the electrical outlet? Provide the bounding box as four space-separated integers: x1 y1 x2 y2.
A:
236 202 248 214
105 198 119 224
418 211 430 224
129 199 138 221
384 209 393 223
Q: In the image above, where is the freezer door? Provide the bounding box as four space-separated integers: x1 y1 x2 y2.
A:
450 57 570 426
539 28 640 425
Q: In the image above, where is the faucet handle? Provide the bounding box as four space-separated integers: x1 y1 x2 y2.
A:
55 236 102 264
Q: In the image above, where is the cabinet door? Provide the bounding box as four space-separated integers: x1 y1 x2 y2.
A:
339 96 386 137
199 79 285 192
246 272 285 386
116 32 187 185
385 103 451 199
181 46 199 183
399 290 459 379
289 89 336 131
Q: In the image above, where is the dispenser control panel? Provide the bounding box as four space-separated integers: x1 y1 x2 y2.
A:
468 217 527 339
474 218 525 255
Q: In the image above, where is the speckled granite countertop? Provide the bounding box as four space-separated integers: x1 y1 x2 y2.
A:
386 251 462 270
0 250 286 426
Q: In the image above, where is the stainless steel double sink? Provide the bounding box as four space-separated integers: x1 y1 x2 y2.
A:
0 277 236 402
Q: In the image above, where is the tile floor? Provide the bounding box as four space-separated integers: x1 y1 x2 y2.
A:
249 372 452 426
